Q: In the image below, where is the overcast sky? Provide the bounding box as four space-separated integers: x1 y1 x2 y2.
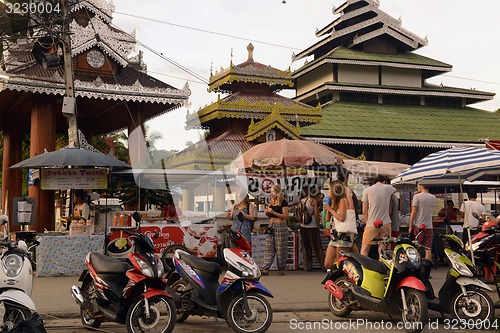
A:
111 0 500 151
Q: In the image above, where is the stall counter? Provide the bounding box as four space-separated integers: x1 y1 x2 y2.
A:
36 234 105 277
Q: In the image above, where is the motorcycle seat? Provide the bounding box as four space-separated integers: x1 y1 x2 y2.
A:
179 252 221 275
344 252 387 275
90 252 131 274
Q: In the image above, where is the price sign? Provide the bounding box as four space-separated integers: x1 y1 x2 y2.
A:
41 168 108 189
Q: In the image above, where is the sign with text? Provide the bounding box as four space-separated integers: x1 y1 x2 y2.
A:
41 168 108 189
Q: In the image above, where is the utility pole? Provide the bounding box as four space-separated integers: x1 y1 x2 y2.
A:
61 0 79 148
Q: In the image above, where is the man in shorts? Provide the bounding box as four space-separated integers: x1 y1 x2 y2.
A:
361 175 395 257
410 183 436 260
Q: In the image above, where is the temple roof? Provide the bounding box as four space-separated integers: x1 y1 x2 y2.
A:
209 43 293 93
294 46 452 80
294 0 428 61
160 130 255 171
186 90 321 130
301 102 500 147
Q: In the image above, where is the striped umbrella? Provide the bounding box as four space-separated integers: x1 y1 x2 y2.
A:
392 147 500 185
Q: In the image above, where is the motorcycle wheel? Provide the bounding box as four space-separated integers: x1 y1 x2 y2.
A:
161 244 191 274
170 279 191 323
80 282 102 329
226 292 272 333
400 289 427 333
126 295 176 333
328 276 353 317
451 289 494 327
3 302 31 329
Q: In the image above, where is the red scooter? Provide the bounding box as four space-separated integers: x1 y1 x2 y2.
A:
71 212 176 333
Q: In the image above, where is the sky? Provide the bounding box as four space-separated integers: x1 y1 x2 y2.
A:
111 0 500 152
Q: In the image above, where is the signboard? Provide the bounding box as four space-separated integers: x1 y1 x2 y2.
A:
41 168 107 189
240 172 329 206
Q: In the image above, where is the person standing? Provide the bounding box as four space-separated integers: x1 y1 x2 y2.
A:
262 184 289 276
299 186 325 271
459 190 486 244
324 181 357 269
386 177 400 237
73 190 90 221
361 175 395 257
409 183 436 260
227 191 257 251
338 168 360 253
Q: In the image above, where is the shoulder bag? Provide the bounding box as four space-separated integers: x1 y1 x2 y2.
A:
334 209 358 234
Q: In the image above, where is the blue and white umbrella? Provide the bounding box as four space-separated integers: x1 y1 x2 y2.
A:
392 147 500 185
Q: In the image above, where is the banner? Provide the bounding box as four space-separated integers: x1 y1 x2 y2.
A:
41 168 108 189
239 172 329 205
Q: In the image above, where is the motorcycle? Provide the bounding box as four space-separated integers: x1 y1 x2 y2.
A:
417 231 496 326
171 229 273 333
322 221 428 333
71 212 176 333
0 215 42 332
464 219 500 307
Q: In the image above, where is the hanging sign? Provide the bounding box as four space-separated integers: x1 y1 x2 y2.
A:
239 171 329 206
41 168 108 189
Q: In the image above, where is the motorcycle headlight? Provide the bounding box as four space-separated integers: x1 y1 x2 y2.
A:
132 255 154 277
156 255 164 276
238 263 254 278
3 254 23 277
465 241 481 252
446 251 473 277
405 247 420 268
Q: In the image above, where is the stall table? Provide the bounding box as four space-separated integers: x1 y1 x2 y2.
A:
36 234 105 277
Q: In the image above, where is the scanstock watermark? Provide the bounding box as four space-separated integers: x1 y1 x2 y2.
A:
289 318 499 331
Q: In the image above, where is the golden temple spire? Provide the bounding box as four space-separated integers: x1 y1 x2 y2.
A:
247 43 254 63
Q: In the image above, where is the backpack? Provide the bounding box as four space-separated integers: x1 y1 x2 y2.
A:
297 198 312 225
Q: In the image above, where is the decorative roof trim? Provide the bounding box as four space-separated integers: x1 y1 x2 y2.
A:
295 83 493 102
208 67 293 93
308 137 484 148
317 2 379 37
292 56 452 79
70 17 135 67
350 25 418 49
245 106 301 141
186 97 321 128
69 0 114 23
1 76 190 104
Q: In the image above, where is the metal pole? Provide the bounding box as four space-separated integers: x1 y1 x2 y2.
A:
61 0 79 148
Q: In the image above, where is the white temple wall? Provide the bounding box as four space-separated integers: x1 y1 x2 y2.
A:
382 67 420 87
338 64 378 85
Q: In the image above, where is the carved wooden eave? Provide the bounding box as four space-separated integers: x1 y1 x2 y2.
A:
70 17 135 67
209 43 293 93
1 74 190 105
185 93 321 130
69 0 114 24
245 105 302 141
294 0 427 62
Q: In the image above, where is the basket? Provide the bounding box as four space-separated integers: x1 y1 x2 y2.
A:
69 225 92 236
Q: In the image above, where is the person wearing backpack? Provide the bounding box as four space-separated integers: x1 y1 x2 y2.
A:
227 191 257 253
299 185 325 271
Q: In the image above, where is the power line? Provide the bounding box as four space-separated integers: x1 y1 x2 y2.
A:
442 74 500 86
113 11 302 51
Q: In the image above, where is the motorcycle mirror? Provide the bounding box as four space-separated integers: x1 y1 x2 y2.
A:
154 230 160 239
373 219 384 228
472 212 480 221
132 212 141 223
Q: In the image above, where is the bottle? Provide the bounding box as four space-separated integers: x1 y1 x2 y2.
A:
113 214 118 227
119 214 125 227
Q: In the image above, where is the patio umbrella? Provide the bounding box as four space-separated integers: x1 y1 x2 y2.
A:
392 146 500 264
10 148 131 169
232 139 344 205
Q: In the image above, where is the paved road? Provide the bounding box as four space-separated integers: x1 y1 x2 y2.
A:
43 312 500 333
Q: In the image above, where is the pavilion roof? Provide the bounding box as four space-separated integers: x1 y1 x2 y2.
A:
301 102 500 147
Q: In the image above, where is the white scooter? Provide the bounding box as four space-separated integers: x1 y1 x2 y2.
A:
0 215 39 331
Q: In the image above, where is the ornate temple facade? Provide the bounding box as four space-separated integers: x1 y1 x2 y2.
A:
161 44 322 211
293 0 499 164
0 0 190 231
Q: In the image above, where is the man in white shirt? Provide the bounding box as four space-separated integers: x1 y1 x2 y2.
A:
459 190 486 244
409 183 436 260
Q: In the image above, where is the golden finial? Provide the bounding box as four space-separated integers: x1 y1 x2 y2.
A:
230 48 233 67
210 61 213 76
247 43 254 63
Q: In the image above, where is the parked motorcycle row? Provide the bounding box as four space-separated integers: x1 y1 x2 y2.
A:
322 220 499 333
72 213 273 333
